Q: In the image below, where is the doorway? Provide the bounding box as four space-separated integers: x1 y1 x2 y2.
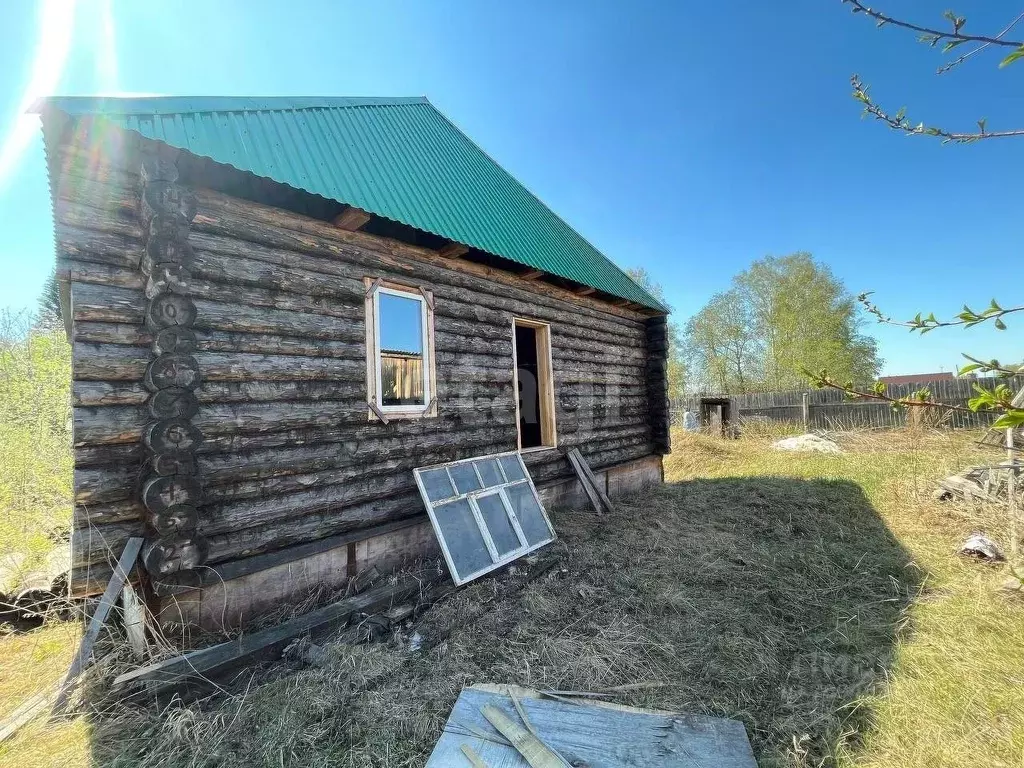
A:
512 319 556 450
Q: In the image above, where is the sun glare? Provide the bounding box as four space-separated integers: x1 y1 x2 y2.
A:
0 0 77 190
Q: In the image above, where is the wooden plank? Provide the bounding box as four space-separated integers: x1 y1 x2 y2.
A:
460 744 490 768
151 516 426 595
121 581 148 659
112 576 424 695
331 206 371 231
521 269 544 280
53 536 143 715
574 286 596 296
481 704 565 767
0 689 58 744
437 242 468 259
565 450 604 515
568 448 614 514
427 686 757 767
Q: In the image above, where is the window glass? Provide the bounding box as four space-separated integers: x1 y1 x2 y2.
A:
420 468 456 502
413 452 556 585
378 291 425 406
433 498 492 577
477 493 521 556
449 462 481 495
498 454 526 482
474 458 504 487
506 482 553 546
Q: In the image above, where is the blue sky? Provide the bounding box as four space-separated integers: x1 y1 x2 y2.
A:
0 0 1020 375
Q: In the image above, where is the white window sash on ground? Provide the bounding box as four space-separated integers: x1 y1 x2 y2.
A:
413 451 556 585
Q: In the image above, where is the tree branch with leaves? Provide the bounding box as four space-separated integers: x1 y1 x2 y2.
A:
845 1 1024 142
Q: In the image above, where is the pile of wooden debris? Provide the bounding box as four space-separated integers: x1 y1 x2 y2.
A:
934 463 1023 505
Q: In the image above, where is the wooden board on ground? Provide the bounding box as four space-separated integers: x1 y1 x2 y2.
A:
112 575 426 697
52 536 143 715
425 684 758 767
0 690 58 744
567 447 614 515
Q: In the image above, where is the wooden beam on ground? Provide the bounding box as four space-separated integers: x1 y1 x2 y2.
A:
460 745 490 768
0 689 58 744
331 206 372 231
568 448 615 514
112 575 425 697
52 536 143 715
574 286 596 296
521 269 545 280
480 704 565 767
121 581 148 659
437 242 469 259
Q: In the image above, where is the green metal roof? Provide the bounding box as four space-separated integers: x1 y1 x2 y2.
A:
35 96 665 311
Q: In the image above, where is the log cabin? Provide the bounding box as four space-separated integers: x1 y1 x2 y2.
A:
32 96 671 636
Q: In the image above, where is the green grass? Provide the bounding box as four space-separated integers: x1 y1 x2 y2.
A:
2 427 1022 767
668 429 1024 767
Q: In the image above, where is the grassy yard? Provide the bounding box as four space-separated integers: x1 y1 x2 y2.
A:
2 427 1022 767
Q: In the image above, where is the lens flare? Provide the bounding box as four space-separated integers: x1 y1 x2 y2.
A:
0 0 77 190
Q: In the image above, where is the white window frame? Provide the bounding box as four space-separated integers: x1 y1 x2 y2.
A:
413 451 556 585
364 278 437 419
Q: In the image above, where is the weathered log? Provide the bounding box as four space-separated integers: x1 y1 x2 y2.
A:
71 491 423 579
74 496 143 526
70 282 145 324
142 475 201 514
146 293 196 329
75 379 368 408
151 453 197 478
141 180 196 224
56 156 656 330
144 355 201 391
75 322 364 357
186 216 645 343
153 327 197 355
57 258 145 291
148 387 201 425
146 504 199 535
191 298 362 340
142 535 209 577
144 418 203 454
191 249 364 302
199 427 512 482
74 343 365 383
56 199 143 240
188 187 652 325
142 237 194 275
433 331 514 358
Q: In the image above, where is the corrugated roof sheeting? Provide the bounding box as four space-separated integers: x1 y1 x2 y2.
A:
35 96 665 311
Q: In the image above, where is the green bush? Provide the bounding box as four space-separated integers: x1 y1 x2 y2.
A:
0 311 72 566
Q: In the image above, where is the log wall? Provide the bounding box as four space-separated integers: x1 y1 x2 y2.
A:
52 129 667 596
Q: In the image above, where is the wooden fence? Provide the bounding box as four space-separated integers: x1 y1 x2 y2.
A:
673 375 1024 431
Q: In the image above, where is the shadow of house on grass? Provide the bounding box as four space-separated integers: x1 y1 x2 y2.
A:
595 476 921 767
82 476 920 768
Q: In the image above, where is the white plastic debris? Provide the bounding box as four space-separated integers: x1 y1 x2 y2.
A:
771 434 842 454
958 533 1004 562
682 411 699 431
409 632 423 652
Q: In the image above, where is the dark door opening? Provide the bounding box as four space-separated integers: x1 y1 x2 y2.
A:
515 324 543 449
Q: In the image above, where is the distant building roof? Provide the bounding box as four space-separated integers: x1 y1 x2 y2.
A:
33 95 665 312
878 372 955 386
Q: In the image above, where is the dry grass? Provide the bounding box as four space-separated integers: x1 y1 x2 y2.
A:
3 427 1022 767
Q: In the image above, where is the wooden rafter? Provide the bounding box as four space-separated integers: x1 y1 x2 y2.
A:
332 206 372 231
437 242 468 259
521 269 545 280
575 286 596 296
